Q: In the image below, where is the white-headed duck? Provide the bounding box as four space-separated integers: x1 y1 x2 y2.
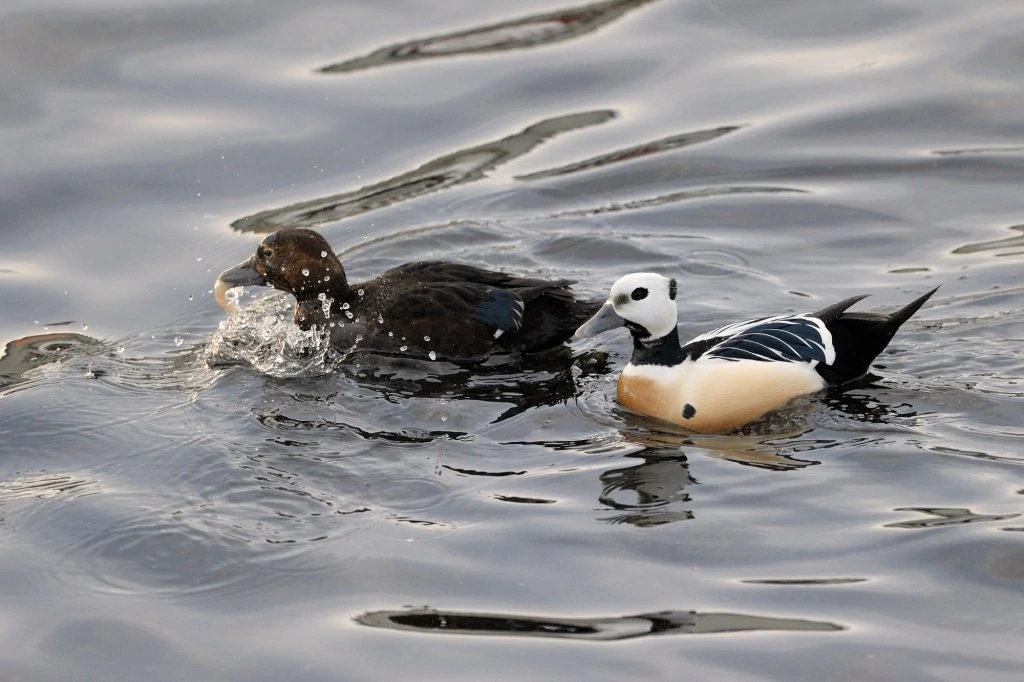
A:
574 272 938 433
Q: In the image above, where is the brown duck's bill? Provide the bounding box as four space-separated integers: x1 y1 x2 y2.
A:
214 257 267 313
573 302 624 340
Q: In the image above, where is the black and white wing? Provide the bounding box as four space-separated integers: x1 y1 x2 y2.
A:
701 315 835 366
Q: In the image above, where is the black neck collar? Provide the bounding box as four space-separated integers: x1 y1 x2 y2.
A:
630 326 686 367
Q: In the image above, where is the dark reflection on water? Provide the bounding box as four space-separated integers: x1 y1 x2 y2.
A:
952 224 1024 256
516 125 744 181
886 507 1021 529
356 606 843 640
741 578 868 585
230 110 614 233
318 0 659 74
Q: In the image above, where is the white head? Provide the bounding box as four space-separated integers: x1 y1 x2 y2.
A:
575 272 679 341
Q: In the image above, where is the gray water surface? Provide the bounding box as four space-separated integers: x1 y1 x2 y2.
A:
2 1 1024 680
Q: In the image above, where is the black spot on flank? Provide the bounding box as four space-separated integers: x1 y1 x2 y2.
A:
682 403 696 419
631 287 648 301
669 278 677 301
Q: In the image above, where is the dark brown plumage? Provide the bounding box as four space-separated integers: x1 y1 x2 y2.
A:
215 228 601 362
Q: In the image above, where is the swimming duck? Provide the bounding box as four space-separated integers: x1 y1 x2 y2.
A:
214 228 601 362
574 273 938 433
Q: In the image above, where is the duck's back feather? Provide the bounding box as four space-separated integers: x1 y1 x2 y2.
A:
675 289 938 389
347 261 599 360
704 317 833 365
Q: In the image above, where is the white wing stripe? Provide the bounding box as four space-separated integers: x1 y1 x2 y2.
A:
702 316 836 365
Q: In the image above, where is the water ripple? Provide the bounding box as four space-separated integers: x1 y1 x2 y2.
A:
516 125 744 180
230 111 615 233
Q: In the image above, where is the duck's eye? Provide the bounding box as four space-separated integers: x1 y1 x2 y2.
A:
630 287 648 301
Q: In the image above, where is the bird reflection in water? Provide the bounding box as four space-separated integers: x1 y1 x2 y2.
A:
510 387 924 527
345 347 613 424
597 450 695 526
249 348 614 451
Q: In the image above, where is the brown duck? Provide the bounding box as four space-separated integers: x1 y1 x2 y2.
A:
215 228 600 362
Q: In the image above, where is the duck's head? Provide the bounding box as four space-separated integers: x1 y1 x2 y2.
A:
215 229 347 312
574 272 678 342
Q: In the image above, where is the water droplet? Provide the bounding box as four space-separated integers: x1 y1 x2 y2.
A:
341 302 350 310
387 331 393 337
399 345 408 351
174 336 183 347
440 415 448 422
324 275 330 282
423 336 430 342
357 289 364 296
318 293 326 300
301 268 310 277
428 351 437 361
377 315 384 324
345 311 354 319
33 320 38 325
81 324 88 331
188 294 194 301
117 345 125 354
321 250 328 258
355 335 363 343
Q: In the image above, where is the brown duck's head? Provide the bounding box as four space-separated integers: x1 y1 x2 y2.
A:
215 229 348 311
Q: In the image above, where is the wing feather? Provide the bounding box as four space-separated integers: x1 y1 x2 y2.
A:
704 316 834 366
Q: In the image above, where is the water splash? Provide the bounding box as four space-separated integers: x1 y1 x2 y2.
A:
205 293 345 377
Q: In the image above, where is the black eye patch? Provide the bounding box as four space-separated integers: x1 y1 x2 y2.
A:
631 287 648 301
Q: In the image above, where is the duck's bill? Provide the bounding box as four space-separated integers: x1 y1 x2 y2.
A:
573 303 624 340
214 258 266 313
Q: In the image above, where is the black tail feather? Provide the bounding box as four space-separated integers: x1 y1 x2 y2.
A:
820 286 939 387
811 294 871 324
886 285 941 329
